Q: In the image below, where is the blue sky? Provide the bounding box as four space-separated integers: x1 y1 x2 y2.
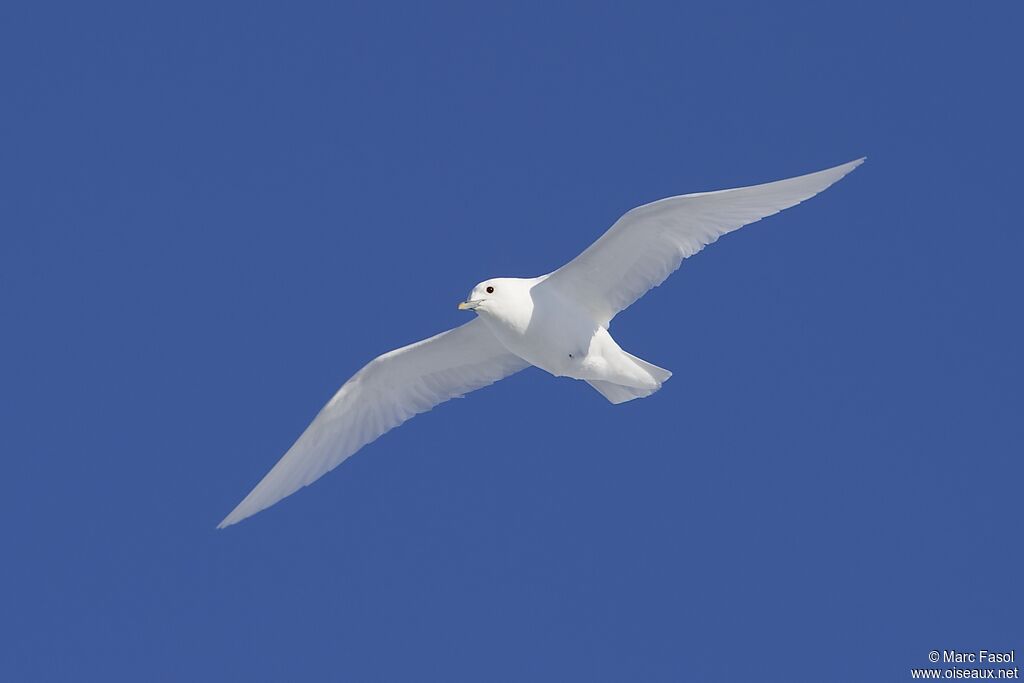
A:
2 2 1021 681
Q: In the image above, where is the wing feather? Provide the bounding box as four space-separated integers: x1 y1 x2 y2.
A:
218 318 528 527
546 158 864 326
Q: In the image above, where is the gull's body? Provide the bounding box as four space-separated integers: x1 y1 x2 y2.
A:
468 275 670 401
219 158 864 528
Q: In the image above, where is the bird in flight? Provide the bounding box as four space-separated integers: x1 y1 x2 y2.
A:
219 158 864 527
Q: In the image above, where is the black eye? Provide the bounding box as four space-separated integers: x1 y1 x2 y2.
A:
486 286 494 294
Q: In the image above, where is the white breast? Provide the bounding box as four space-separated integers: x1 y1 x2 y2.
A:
479 282 602 377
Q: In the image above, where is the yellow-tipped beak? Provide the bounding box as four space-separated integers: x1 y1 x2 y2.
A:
458 300 481 311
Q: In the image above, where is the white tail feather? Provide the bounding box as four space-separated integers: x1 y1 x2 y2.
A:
587 353 672 404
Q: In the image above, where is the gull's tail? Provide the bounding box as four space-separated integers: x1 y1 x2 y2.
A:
587 353 672 404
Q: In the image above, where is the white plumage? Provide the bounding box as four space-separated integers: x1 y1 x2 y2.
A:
219 158 864 527
218 320 527 527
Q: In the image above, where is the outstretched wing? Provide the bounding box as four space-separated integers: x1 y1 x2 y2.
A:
546 158 864 326
218 318 528 527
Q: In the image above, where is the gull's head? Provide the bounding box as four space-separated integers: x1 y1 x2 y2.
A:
458 277 529 316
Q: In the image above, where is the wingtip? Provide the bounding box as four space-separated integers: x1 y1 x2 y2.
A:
216 504 248 530
820 157 866 183
792 157 865 186
835 157 866 172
